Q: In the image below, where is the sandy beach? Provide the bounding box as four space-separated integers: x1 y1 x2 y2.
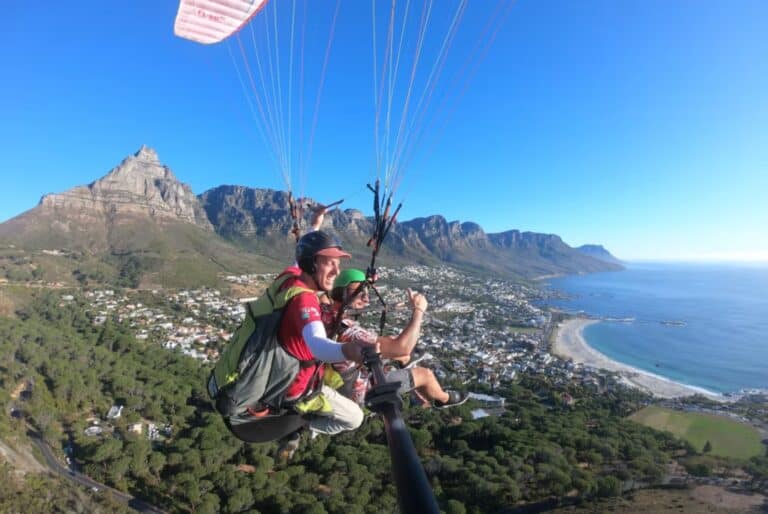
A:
552 318 724 401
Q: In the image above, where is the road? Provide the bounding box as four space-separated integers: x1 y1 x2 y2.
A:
28 431 166 514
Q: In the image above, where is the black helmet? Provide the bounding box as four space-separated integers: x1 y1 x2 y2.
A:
296 231 351 274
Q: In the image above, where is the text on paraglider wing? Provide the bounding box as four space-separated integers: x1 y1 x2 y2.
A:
195 9 225 24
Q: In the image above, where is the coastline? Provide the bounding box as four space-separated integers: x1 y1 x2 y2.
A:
552 318 725 401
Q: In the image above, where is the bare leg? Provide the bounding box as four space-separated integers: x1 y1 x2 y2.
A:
381 351 410 365
410 389 430 408
411 367 449 404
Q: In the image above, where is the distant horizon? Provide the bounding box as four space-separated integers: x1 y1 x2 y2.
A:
621 256 768 266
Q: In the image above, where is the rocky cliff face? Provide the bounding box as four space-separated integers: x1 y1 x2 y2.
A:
199 187 377 241
198 185 623 277
38 146 211 228
199 186 294 238
576 244 623 264
489 230 567 251
396 217 489 258
0 149 622 278
0 146 215 252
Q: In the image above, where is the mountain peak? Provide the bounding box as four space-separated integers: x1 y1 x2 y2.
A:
103 145 173 184
26 147 213 236
134 144 160 163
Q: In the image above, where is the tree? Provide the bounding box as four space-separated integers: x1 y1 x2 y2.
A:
92 438 123 463
686 462 711 477
596 476 622 498
198 494 221 514
148 452 166 479
445 499 467 514
410 427 432 451
225 487 254 513
703 440 712 453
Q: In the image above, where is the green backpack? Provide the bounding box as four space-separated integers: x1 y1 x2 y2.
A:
207 272 318 427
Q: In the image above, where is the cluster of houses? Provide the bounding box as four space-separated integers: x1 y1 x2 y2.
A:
82 404 172 441
374 266 622 396
79 265 633 426
83 288 248 363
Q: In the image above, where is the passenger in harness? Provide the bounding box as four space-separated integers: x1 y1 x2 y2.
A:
227 231 378 444
327 269 469 410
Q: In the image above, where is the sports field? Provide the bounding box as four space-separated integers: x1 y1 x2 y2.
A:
629 406 765 460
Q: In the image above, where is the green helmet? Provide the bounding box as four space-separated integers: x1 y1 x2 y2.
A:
333 268 367 290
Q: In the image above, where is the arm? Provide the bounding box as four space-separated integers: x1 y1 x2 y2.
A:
303 321 379 363
287 287 376 363
309 205 327 232
378 288 427 359
291 208 326 267
310 199 343 231
302 321 345 361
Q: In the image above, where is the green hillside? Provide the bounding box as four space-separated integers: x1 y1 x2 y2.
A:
0 219 285 290
1 290 697 513
629 406 764 460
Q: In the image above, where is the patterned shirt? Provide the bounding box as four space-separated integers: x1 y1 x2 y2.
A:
331 318 376 405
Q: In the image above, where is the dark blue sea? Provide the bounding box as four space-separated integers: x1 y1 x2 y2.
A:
544 262 768 395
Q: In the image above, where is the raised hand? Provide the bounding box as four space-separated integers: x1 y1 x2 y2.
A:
310 205 328 231
406 288 428 314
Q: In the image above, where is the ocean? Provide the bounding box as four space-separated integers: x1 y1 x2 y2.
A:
544 262 768 395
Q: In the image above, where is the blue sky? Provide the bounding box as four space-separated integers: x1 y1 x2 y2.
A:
2 1 767 261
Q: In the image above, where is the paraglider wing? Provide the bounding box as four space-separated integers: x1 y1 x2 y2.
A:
174 0 269 44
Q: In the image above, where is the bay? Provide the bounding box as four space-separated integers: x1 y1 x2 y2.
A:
544 262 768 394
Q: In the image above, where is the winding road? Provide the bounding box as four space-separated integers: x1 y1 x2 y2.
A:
27 431 166 514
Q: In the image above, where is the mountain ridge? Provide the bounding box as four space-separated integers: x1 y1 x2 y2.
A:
576 244 623 265
0 146 623 285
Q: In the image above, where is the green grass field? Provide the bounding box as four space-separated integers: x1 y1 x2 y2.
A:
629 406 765 460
